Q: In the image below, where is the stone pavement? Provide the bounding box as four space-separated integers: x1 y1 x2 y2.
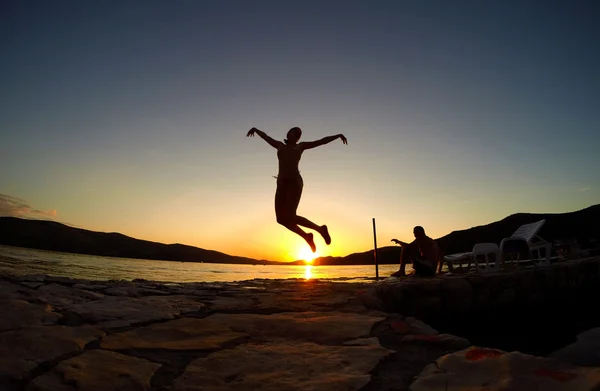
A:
1 272 599 391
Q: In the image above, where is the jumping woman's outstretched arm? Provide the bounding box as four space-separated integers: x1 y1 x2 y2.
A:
246 127 284 149
300 134 347 150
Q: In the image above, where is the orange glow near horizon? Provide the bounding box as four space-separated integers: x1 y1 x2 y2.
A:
297 246 319 264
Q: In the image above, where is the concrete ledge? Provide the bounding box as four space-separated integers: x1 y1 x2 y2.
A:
371 257 600 323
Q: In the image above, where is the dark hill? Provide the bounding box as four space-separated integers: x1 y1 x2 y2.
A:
297 204 600 265
0 217 275 265
436 204 600 256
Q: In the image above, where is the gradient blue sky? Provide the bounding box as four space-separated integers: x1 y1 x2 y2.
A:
2 0 599 262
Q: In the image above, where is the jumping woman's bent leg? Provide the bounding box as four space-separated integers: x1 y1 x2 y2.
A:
291 176 331 245
286 175 317 252
292 177 320 231
275 178 316 252
295 217 330 245
295 216 319 231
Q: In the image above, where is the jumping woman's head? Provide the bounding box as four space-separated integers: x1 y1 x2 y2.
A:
284 127 302 145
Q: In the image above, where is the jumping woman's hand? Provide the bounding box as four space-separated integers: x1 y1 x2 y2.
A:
339 134 348 144
246 127 283 149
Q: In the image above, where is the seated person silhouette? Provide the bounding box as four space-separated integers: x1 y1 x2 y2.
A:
390 226 442 277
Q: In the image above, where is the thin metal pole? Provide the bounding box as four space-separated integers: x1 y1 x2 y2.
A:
372 218 379 280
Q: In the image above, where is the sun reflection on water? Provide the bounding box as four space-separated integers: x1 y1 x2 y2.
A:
304 265 312 280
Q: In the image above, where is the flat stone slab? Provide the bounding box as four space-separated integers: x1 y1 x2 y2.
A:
17 274 46 283
172 341 393 391
101 318 248 350
44 276 82 285
410 346 600 391
27 349 160 391
0 326 104 383
390 317 438 335
0 281 36 300
104 285 169 297
0 299 62 332
401 333 470 350
66 295 206 328
72 283 108 291
551 328 600 367
205 296 256 311
206 311 386 344
21 282 43 289
36 283 105 306
251 285 362 312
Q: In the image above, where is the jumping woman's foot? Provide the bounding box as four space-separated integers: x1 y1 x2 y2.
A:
306 233 316 253
320 225 331 245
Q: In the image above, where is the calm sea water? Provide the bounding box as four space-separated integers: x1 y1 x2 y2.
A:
0 245 407 283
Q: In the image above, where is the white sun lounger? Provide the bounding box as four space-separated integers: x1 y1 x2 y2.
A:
472 242 502 273
443 252 472 273
500 219 551 267
443 219 552 272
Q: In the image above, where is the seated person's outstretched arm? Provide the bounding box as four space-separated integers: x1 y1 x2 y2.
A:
300 134 347 150
246 127 284 149
391 238 410 247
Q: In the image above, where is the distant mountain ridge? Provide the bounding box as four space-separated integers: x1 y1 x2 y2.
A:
1 204 598 265
436 204 600 255
0 217 278 265
294 204 600 266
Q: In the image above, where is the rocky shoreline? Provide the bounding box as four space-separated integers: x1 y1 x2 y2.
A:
1 272 599 390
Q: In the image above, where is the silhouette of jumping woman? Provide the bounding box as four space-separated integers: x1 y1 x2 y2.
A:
246 127 348 253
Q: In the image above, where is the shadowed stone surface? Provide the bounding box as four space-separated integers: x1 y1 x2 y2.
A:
0 326 104 383
101 318 248 350
410 346 600 391
27 349 160 391
104 285 170 297
551 328 600 367
344 337 382 346
2 266 599 391
364 316 472 391
403 317 438 335
66 295 206 328
252 286 359 312
372 257 600 322
17 274 46 283
0 280 36 300
171 342 393 391
21 282 43 289
207 311 385 344
0 299 62 331
206 296 256 312
36 284 105 306
72 283 108 291
402 333 470 350
44 276 82 285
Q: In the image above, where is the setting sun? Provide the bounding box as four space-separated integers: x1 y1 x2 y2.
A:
297 247 319 263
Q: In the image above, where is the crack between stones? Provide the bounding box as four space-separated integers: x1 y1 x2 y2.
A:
15 336 104 391
112 336 252 391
